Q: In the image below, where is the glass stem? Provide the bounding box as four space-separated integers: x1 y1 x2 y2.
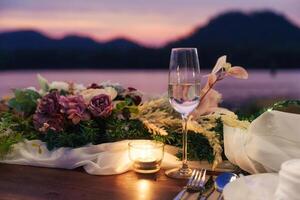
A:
182 116 188 169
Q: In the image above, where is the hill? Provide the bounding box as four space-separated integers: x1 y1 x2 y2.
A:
166 11 300 69
0 30 143 50
0 10 300 69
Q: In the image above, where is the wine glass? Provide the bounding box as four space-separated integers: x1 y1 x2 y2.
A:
165 48 201 179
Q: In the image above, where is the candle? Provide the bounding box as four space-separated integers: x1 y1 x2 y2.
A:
128 140 164 174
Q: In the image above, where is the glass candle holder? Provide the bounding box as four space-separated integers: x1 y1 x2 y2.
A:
128 140 164 174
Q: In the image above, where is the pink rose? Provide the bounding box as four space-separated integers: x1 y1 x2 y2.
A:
88 94 113 118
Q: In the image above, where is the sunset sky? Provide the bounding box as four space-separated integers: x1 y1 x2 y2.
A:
0 0 299 46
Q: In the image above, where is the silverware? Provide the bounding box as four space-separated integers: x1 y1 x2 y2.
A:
197 176 214 200
199 187 215 200
173 169 207 200
201 172 238 200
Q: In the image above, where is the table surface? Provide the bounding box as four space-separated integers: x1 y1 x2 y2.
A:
0 163 222 200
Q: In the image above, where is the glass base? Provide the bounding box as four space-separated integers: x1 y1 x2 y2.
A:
134 167 160 174
165 167 193 179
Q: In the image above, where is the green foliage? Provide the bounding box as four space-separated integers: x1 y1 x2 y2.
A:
41 118 161 150
106 119 151 141
271 100 300 111
188 132 215 162
8 89 40 115
0 110 230 163
210 118 223 141
0 112 35 158
168 130 215 163
0 133 23 159
237 100 300 122
165 118 224 163
210 118 226 160
40 120 105 150
3 86 298 164
115 98 139 114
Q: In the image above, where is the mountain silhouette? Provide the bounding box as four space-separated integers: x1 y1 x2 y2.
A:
0 30 54 50
166 11 300 69
169 11 300 46
0 30 142 50
0 10 300 69
59 35 101 49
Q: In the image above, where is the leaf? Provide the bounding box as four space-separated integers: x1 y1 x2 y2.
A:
8 89 41 115
227 66 249 79
0 112 25 159
0 132 23 159
128 106 139 114
37 74 49 92
212 55 227 74
125 97 133 105
116 102 126 110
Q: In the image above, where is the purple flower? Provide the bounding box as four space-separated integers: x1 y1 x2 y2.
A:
60 95 90 124
33 91 64 132
127 87 137 92
33 113 65 133
37 91 61 114
88 94 113 118
124 87 142 105
128 95 142 106
87 83 103 89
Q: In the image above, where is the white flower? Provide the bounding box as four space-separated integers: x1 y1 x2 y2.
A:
49 81 69 91
211 55 227 74
73 83 86 94
80 87 118 103
26 86 38 92
99 81 121 88
37 74 49 95
211 55 248 79
104 86 118 100
80 89 103 103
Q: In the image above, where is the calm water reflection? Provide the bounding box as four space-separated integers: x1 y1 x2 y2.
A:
0 70 299 107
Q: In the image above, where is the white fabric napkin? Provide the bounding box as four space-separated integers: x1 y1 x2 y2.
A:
223 173 279 200
224 110 300 174
1 139 181 175
275 159 300 200
224 159 300 200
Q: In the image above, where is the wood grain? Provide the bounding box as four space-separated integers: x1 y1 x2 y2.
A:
0 164 187 200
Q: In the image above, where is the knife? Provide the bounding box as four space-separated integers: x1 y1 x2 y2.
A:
197 176 215 200
173 188 187 200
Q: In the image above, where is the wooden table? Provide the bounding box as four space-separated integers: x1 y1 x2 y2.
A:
0 163 188 200
0 164 221 200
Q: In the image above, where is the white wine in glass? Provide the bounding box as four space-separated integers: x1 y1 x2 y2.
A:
165 48 201 179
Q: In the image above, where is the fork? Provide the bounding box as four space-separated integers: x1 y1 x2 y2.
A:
173 169 207 200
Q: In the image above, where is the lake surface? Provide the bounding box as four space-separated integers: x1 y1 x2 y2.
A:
0 70 299 108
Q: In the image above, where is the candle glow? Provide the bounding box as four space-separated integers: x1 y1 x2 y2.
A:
128 140 164 174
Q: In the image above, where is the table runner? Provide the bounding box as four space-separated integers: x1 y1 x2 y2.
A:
1 139 181 175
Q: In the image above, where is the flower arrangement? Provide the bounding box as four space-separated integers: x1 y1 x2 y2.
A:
0 56 250 169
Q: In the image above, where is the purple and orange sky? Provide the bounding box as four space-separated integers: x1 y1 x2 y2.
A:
0 0 300 46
